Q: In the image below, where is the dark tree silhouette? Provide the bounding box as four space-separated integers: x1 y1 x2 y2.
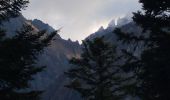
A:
65 37 131 100
114 0 170 100
0 0 59 99
0 25 58 100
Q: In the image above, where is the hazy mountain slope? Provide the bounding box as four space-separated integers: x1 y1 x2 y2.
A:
33 38 81 90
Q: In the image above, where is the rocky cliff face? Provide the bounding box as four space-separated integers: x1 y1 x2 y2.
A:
35 37 82 100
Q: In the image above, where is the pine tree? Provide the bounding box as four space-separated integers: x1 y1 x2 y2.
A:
114 0 170 100
0 25 58 100
65 37 130 100
0 0 59 99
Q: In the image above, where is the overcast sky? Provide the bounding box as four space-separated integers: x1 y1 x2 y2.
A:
22 0 140 42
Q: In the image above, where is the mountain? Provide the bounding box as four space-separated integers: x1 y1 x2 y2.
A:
1 15 82 100
36 16 140 100
1 15 141 100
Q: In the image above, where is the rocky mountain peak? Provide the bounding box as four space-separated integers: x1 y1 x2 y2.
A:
108 19 116 28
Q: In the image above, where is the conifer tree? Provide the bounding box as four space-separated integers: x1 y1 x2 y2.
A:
114 0 170 99
65 37 130 100
0 0 58 99
0 25 58 100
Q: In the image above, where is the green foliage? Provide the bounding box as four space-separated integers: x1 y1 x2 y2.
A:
65 37 130 100
114 0 170 100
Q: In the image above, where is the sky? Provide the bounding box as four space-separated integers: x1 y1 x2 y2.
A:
22 0 140 42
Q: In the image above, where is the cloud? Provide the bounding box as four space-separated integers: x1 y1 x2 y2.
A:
22 0 140 42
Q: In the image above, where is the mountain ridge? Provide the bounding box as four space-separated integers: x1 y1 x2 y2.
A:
1 15 140 100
